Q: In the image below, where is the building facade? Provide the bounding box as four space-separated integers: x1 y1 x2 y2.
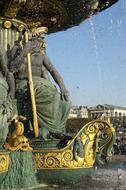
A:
89 104 126 119
69 106 89 118
69 104 126 119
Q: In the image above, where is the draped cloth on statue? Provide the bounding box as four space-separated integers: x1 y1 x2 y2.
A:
33 76 71 134
15 77 71 134
0 78 12 140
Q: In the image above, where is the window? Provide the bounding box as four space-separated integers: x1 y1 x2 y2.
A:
115 112 118 117
119 112 122 117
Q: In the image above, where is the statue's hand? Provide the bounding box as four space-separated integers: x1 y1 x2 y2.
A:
61 88 69 101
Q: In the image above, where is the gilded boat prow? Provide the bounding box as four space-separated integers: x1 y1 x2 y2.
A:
33 119 115 170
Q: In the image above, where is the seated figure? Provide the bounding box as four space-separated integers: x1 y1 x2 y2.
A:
9 28 71 140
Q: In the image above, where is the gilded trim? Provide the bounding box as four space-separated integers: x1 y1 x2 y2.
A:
33 119 115 170
0 155 9 173
0 17 28 31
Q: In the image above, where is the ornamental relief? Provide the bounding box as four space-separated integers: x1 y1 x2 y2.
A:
34 120 115 170
22 0 68 31
0 155 9 173
34 138 96 170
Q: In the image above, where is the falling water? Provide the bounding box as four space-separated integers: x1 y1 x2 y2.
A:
122 0 125 9
88 18 103 104
116 0 126 77
121 0 125 22
108 12 113 34
116 0 125 30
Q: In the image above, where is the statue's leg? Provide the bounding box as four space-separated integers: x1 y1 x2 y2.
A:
39 127 50 141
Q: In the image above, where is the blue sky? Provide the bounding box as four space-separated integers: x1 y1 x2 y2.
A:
46 0 126 107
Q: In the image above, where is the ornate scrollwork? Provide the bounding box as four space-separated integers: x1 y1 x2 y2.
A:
0 155 9 173
3 0 68 32
87 123 98 134
45 156 56 168
34 153 44 169
0 0 119 34
62 150 73 162
34 119 115 170
96 122 115 158
20 0 68 31
45 153 61 168
34 153 62 169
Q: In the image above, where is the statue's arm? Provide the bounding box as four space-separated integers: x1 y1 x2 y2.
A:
43 55 69 101
6 72 15 99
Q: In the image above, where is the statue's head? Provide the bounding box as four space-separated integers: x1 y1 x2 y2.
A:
34 26 48 36
31 26 48 53
31 26 48 39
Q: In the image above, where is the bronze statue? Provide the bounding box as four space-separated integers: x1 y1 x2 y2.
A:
8 28 71 140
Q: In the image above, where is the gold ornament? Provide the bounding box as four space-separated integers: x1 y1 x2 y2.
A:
4 20 12 29
33 119 115 170
32 26 48 36
18 24 25 32
4 115 32 151
0 155 9 173
50 17 57 24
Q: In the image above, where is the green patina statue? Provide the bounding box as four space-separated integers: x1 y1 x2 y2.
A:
6 31 71 140
0 45 15 141
0 1 118 188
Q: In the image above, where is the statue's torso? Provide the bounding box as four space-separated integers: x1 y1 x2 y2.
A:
16 52 45 79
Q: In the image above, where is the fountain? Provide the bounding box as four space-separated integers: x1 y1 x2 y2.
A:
0 0 118 188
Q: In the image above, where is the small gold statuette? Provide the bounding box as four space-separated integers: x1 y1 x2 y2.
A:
4 115 32 151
